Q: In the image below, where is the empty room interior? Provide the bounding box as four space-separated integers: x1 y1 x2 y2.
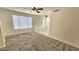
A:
0 7 79 51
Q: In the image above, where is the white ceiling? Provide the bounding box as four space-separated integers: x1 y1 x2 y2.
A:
4 7 56 11
3 7 59 15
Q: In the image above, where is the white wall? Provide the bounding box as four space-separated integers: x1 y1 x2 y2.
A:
32 15 50 35
0 9 31 37
32 15 44 33
49 7 79 48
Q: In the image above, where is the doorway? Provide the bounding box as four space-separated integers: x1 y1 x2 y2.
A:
42 15 50 35
0 25 4 48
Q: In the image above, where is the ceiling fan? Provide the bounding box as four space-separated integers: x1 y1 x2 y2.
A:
31 7 43 13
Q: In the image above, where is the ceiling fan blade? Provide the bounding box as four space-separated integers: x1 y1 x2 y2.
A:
37 8 43 10
36 10 40 13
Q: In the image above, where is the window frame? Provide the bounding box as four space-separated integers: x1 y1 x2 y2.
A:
12 15 32 30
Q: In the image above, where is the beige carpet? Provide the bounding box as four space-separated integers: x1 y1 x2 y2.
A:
0 31 79 51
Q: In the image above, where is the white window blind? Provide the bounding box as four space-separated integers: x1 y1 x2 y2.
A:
12 15 32 29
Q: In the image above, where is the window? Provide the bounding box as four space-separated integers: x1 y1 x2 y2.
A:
12 15 32 29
